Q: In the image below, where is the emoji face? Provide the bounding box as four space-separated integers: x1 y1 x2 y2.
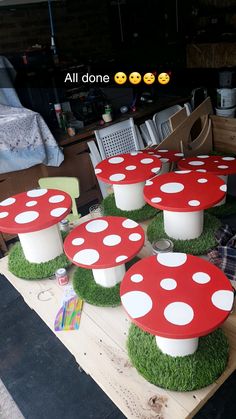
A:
129 72 142 85
158 72 170 85
114 72 127 85
143 72 155 85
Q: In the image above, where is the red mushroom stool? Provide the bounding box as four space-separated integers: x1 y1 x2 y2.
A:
144 171 226 239
64 216 145 287
0 189 72 263
95 152 162 211
178 155 236 205
143 149 184 173
120 252 234 356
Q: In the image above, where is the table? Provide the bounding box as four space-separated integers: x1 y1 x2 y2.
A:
1 216 236 418
120 252 234 357
143 171 226 239
64 216 145 287
178 155 236 205
0 189 72 263
95 152 162 211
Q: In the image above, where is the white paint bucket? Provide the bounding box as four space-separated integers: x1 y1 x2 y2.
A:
215 106 236 118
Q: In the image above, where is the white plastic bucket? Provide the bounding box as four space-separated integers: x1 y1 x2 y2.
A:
217 88 236 108
215 106 236 118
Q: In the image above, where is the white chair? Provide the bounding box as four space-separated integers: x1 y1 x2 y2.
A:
139 123 153 147
87 140 110 198
145 119 161 145
153 105 182 141
94 118 140 159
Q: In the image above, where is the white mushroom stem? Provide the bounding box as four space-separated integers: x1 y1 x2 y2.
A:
18 224 64 263
155 335 199 357
214 175 228 206
92 264 126 287
163 210 204 240
113 182 146 210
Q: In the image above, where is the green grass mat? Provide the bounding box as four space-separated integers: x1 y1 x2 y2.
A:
207 194 236 218
147 212 221 255
102 193 158 222
128 324 229 391
8 242 70 280
73 257 139 306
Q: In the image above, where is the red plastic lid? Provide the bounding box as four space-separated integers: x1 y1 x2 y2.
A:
0 189 72 234
64 216 145 269
178 155 236 175
120 253 234 339
95 152 162 185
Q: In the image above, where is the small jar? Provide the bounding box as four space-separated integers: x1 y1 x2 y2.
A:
55 268 69 286
59 218 70 232
152 239 174 255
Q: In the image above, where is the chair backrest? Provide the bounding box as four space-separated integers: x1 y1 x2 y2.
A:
139 123 153 146
153 105 182 141
87 140 109 198
94 117 140 159
145 119 161 145
38 177 80 219
134 124 145 149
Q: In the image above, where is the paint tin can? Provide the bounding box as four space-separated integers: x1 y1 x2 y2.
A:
152 239 174 255
59 218 70 232
56 268 69 286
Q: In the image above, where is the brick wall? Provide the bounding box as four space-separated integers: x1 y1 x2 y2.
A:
0 0 112 61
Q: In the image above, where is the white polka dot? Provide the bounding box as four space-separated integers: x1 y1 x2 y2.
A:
160 158 169 163
122 219 138 229
160 182 184 194
125 165 136 170
175 170 191 174
108 157 124 164
157 252 187 267
0 197 16 206
26 201 37 207
140 158 154 164
145 180 153 186
218 165 229 169
72 238 85 246
158 149 168 153
151 167 161 174
220 184 227 192
109 173 126 181
15 211 39 224
95 168 102 174
197 178 208 183
131 274 143 283
197 155 209 158
129 233 142 241
147 151 154 154
196 169 207 172
188 200 200 207
116 255 128 262
189 161 205 166
27 189 47 197
151 197 162 203
0 212 8 219
160 278 177 290
50 208 67 217
86 219 108 233
214 160 219 163
103 234 121 246
174 153 184 157
222 157 235 161
130 151 138 156
164 302 194 325
192 272 211 284
49 195 65 204
211 290 234 311
121 291 152 318
73 249 100 265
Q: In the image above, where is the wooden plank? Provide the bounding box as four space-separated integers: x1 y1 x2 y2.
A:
211 115 236 154
169 107 188 131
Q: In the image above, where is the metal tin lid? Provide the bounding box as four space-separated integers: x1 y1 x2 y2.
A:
60 218 69 225
56 268 67 276
152 239 174 253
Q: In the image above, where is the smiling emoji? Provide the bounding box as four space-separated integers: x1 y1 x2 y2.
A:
114 72 127 85
143 72 155 85
129 72 142 85
158 72 170 85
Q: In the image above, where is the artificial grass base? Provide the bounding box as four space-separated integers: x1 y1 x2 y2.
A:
128 324 229 391
207 194 236 218
73 257 139 306
8 242 70 280
103 193 158 222
147 212 221 255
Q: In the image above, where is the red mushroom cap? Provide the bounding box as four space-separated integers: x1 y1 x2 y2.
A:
178 155 236 175
143 171 226 211
95 152 162 185
0 189 72 234
143 149 184 163
64 216 145 269
120 253 234 339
